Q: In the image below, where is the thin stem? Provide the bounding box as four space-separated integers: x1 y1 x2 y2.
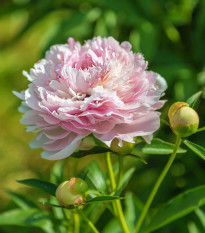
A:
134 136 182 233
73 209 80 233
105 152 130 233
105 151 116 191
78 209 100 233
117 154 123 190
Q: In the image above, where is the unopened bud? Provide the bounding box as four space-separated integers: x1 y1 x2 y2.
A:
110 138 134 155
168 102 199 137
56 178 88 206
79 136 96 150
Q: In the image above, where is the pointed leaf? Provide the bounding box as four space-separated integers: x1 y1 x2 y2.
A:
186 91 202 108
78 160 108 194
197 126 205 132
6 190 38 209
0 208 54 233
195 208 205 229
17 179 57 196
160 119 170 126
142 185 205 233
85 196 123 204
188 222 201 233
126 154 147 164
124 192 143 232
90 134 109 148
115 167 136 196
39 202 76 209
183 140 205 160
50 161 65 185
134 138 186 155
71 147 110 158
102 218 121 233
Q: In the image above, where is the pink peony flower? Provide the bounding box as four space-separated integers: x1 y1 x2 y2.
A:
14 36 167 160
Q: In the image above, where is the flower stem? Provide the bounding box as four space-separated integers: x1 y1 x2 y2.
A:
105 152 130 233
73 209 80 233
78 209 100 233
134 136 182 233
117 154 123 190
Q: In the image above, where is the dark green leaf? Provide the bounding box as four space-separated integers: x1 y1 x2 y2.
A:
183 140 205 160
85 195 123 204
17 179 57 196
71 147 110 158
134 138 186 155
78 160 108 194
142 185 205 233
0 208 54 233
6 190 38 209
39 202 76 209
186 91 202 108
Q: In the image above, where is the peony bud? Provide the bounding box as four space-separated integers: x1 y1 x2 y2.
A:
110 138 134 155
79 136 96 150
56 178 88 206
168 102 199 137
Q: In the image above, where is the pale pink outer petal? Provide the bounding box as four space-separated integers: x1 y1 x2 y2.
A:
14 36 167 160
41 134 84 160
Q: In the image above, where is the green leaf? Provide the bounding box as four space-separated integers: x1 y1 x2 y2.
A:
142 185 205 233
115 167 136 196
186 91 202 108
0 208 54 233
39 202 76 209
90 134 109 148
134 138 186 155
71 147 110 158
78 160 108 194
183 140 205 160
102 218 121 233
6 190 38 209
160 119 170 126
17 179 57 196
195 208 205 229
126 154 147 164
197 126 205 132
124 192 143 232
188 221 201 233
85 195 123 204
49 161 67 228
50 161 64 185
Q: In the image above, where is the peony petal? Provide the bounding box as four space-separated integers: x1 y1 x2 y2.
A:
41 134 84 160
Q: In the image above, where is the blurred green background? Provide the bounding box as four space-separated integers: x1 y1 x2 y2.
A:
0 0 205 232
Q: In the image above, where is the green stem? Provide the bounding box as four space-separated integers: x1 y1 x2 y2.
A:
105 152 130 233
78 209 100 233
105 152 117 191
73 209 80 233
117 154 123 190
134 136 182 233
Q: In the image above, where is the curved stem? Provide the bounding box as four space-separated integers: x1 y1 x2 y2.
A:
105 152 130 233
134 136 182 233
78 209 100 233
